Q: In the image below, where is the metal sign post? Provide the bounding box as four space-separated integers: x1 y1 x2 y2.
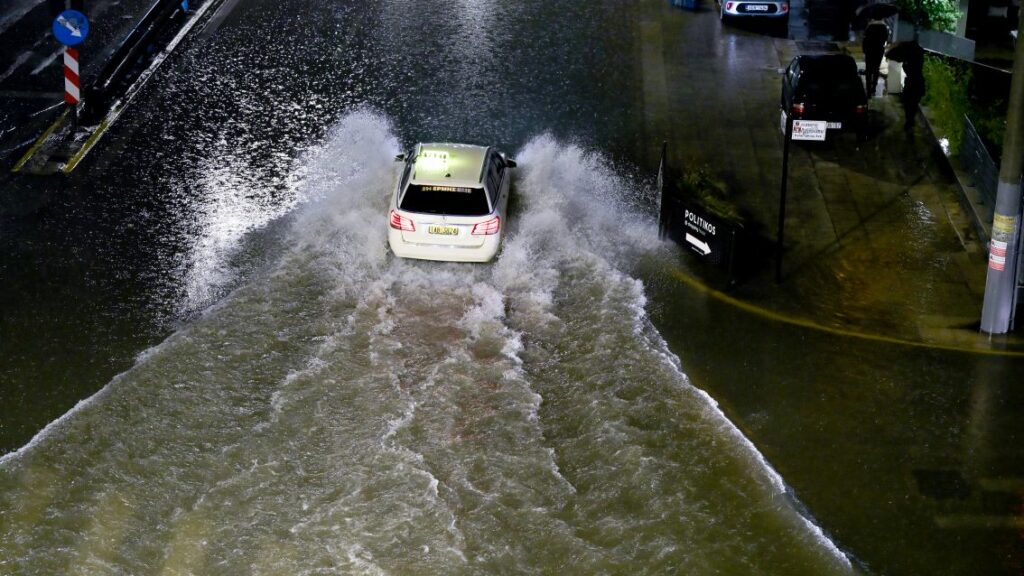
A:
52 9 89 124
776 114 793 283
776 118 826 282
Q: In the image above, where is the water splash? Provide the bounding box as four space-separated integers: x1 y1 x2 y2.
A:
0 111 852 575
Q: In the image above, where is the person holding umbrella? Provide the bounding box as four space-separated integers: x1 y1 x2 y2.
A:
887 40 926 130
862 18 891 97
855 3 899 98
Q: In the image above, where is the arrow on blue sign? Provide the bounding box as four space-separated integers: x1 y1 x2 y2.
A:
53 10 89 46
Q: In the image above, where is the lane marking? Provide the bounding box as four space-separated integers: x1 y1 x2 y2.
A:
62 118 109 173
668 267 1024 358
0 51 33 83
11 108 68 173
30 48 62 75
197 0 243 41
61 0 224 172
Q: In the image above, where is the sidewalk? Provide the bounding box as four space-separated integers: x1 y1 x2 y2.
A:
821 38 1021 347
649 4 1021 349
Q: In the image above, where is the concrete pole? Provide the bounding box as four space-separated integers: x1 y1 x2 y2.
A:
980 9 1024 334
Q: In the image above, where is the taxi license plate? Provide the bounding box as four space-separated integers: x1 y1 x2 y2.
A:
746 4 769 10
827 122 842 129
428 225 459 236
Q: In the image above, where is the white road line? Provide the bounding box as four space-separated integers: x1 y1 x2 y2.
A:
0 51 34 83
30 49 63 76
0 0 46 36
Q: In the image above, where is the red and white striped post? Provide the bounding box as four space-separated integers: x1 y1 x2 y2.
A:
63 46 81 117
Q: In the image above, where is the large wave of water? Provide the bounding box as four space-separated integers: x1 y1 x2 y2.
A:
0 111 853 575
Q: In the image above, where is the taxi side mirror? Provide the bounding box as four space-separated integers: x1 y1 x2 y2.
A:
395 154 406 162
502 155 517 168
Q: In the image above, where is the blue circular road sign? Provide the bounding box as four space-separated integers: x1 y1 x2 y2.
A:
53 10 89 46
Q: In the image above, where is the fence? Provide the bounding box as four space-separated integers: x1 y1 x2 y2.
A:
961 115 999 210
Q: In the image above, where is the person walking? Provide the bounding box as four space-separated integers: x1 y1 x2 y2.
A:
862 19 890 98
899 41 926 130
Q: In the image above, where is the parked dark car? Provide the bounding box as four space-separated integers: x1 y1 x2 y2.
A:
780 54 868 140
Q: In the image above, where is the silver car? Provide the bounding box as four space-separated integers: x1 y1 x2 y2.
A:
719 1 790 24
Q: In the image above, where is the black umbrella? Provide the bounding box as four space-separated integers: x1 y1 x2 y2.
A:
856 2 899 21
885 40 924 62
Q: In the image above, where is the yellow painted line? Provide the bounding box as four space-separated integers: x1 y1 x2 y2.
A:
11 109 69 173
62 118 110 174
669 268 1024 358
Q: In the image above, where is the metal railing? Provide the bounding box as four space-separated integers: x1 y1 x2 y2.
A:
961 114 999 208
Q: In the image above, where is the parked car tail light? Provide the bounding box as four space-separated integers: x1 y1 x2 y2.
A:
790 103 805 117
854 104 867 115
780 2 789 12
471 216 501 236
389 210 415 232
726 2 734 9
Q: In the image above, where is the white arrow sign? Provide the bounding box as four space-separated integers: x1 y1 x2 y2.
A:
57 15 82 37
685 233 711 256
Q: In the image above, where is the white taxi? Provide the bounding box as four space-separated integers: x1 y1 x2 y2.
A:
388 142 516 263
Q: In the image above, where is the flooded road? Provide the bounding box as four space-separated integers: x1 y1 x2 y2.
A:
0 0 1020 574
1 113 851 573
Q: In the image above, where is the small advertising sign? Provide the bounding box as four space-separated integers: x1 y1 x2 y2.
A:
792 119 827 141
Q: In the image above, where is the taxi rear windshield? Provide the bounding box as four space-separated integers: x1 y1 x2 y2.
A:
400 184 490 216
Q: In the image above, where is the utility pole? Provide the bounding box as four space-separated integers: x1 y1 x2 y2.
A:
980 8 1024 334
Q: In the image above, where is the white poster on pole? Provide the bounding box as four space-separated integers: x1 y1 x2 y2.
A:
792 119 827 141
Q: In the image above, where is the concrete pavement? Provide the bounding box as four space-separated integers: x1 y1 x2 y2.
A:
645 1 1021 351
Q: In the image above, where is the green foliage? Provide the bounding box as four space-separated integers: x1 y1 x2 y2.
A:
922 55 970 154
894 0 962 32
920 55 1008 160
677 167 742 224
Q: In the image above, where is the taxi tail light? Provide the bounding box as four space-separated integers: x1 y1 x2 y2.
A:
855 104 867 115
791 102 806 117
389 210 415 232
726 2 734 9
471 216 501 236
781 2 789 13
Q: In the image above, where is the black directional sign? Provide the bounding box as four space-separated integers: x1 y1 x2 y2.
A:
661 199 738 269
657 143 741 276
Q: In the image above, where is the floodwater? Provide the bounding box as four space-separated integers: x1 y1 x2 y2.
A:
0 112 852 573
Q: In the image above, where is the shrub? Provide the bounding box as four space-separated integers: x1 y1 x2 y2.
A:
922 55 970 154
677 167 742 224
